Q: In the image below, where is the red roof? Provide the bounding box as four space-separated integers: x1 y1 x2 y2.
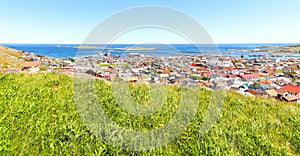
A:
247 90 257 95
281 86 300 93
190 63 197 67
239 74 260 79
199 67 206 72
264 70 274 74
224 67 234 71
261 81 271 85
250 68 259 71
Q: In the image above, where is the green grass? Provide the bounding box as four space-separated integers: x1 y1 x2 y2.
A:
97 63 117 67
0 73 299 155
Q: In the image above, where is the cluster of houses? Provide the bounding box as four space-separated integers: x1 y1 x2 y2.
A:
1 49 300 103
66 52 300 103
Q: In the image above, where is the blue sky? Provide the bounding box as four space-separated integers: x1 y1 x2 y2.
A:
0 0 299 44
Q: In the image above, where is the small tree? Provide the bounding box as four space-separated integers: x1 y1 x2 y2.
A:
253 81 260 86
292 78 298 82
202 76 209 81
190 75 201 80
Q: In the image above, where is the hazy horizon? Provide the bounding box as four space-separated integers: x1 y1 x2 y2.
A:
1 42 299 45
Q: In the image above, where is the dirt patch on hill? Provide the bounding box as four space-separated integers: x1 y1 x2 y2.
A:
0 46 25 68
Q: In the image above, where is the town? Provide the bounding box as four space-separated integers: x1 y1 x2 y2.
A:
1 45 300 103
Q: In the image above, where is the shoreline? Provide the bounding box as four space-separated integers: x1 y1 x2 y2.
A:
1 43 300 59
1 45 300 103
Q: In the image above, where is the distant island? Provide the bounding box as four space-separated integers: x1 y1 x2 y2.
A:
75 45 156 51
74 45 299 53
74 45 105 49
254 44 300 52
111 47 156 51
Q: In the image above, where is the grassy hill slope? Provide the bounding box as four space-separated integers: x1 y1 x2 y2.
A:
0 73 299 155
0 46 25 68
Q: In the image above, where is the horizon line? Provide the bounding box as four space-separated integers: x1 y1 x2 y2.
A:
1 42 300 45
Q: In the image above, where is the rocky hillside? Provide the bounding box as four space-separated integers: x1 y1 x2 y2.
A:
0 46 25 68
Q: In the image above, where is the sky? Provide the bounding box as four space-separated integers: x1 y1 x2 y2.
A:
0 0 300 44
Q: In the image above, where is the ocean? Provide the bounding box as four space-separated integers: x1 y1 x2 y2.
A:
2 43 299 59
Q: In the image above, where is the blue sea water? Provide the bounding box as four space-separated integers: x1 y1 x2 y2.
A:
2 43 299 59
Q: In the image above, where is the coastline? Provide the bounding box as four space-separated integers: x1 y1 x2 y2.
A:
2 43 299 59
1 44 300 104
